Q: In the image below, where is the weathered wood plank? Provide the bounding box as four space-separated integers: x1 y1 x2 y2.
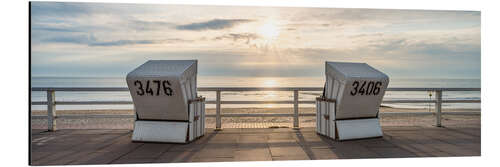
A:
30 126 480 165
69 133 144 165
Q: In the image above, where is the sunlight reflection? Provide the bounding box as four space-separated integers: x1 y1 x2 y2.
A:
262 79 279 108
262 79 278 87
264 104 275 108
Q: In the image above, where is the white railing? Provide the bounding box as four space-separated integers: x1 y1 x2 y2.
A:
31 87 481 131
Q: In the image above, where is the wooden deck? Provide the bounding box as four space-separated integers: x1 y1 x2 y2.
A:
30 126 480 165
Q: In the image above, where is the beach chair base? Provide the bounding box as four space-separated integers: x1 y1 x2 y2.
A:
132 121 190 143
336 118 383 141
131 97 206 143
131 120 205 143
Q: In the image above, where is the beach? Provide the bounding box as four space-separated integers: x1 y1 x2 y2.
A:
30 107 480 129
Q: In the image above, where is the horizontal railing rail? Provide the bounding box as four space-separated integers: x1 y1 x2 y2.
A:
31 87 480 91
31 87 480 131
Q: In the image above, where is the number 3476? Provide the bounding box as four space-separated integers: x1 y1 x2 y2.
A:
350 81 383 96
134 80 173 96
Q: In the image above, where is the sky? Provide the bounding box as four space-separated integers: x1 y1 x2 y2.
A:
30 2 481 79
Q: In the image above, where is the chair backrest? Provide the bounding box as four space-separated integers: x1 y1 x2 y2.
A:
126 60 198 121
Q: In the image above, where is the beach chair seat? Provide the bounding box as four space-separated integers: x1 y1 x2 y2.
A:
316 61 389 141
126 60 205 143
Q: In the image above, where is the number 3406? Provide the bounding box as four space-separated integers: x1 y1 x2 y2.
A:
350 81 383 96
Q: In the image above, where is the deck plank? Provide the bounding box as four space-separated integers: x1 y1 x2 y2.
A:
30 126 480 165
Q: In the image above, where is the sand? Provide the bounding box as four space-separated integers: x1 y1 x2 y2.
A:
30 107 480 129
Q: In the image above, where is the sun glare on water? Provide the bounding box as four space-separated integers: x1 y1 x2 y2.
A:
261 79 279 108
262 79 278 87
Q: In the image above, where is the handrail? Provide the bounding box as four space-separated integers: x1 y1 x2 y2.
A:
30 87 481 131
31 87 480 91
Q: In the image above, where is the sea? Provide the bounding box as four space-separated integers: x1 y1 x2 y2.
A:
30 76 480 110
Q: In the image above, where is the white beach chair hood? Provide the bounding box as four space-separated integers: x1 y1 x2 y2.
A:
325 62 389 119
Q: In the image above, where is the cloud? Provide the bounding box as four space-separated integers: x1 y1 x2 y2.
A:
213 33 259 44
42 34 192 47
363 36 480 58
31 2 90 17
409 42 480 57
31 23 115 33
89 40 156 46
367 39 408 52
288 9 480 32
176 19 253 31
128 20 176 31
42 35 95 44
29 3 480 78
31 26 81 32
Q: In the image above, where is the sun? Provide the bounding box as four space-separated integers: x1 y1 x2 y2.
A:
258 21 280 41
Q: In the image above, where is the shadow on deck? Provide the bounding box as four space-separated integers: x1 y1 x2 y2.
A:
30 126 481 165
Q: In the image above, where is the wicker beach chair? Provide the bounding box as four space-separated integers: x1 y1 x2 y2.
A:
316 61 389 141
126 60 205 143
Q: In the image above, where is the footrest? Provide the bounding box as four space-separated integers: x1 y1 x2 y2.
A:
132 121 188 143
336 118 382 141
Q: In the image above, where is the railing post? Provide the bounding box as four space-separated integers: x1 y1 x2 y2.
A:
293 90 299 129
435 90 442 127
47 90 56 131
215 90 222 130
